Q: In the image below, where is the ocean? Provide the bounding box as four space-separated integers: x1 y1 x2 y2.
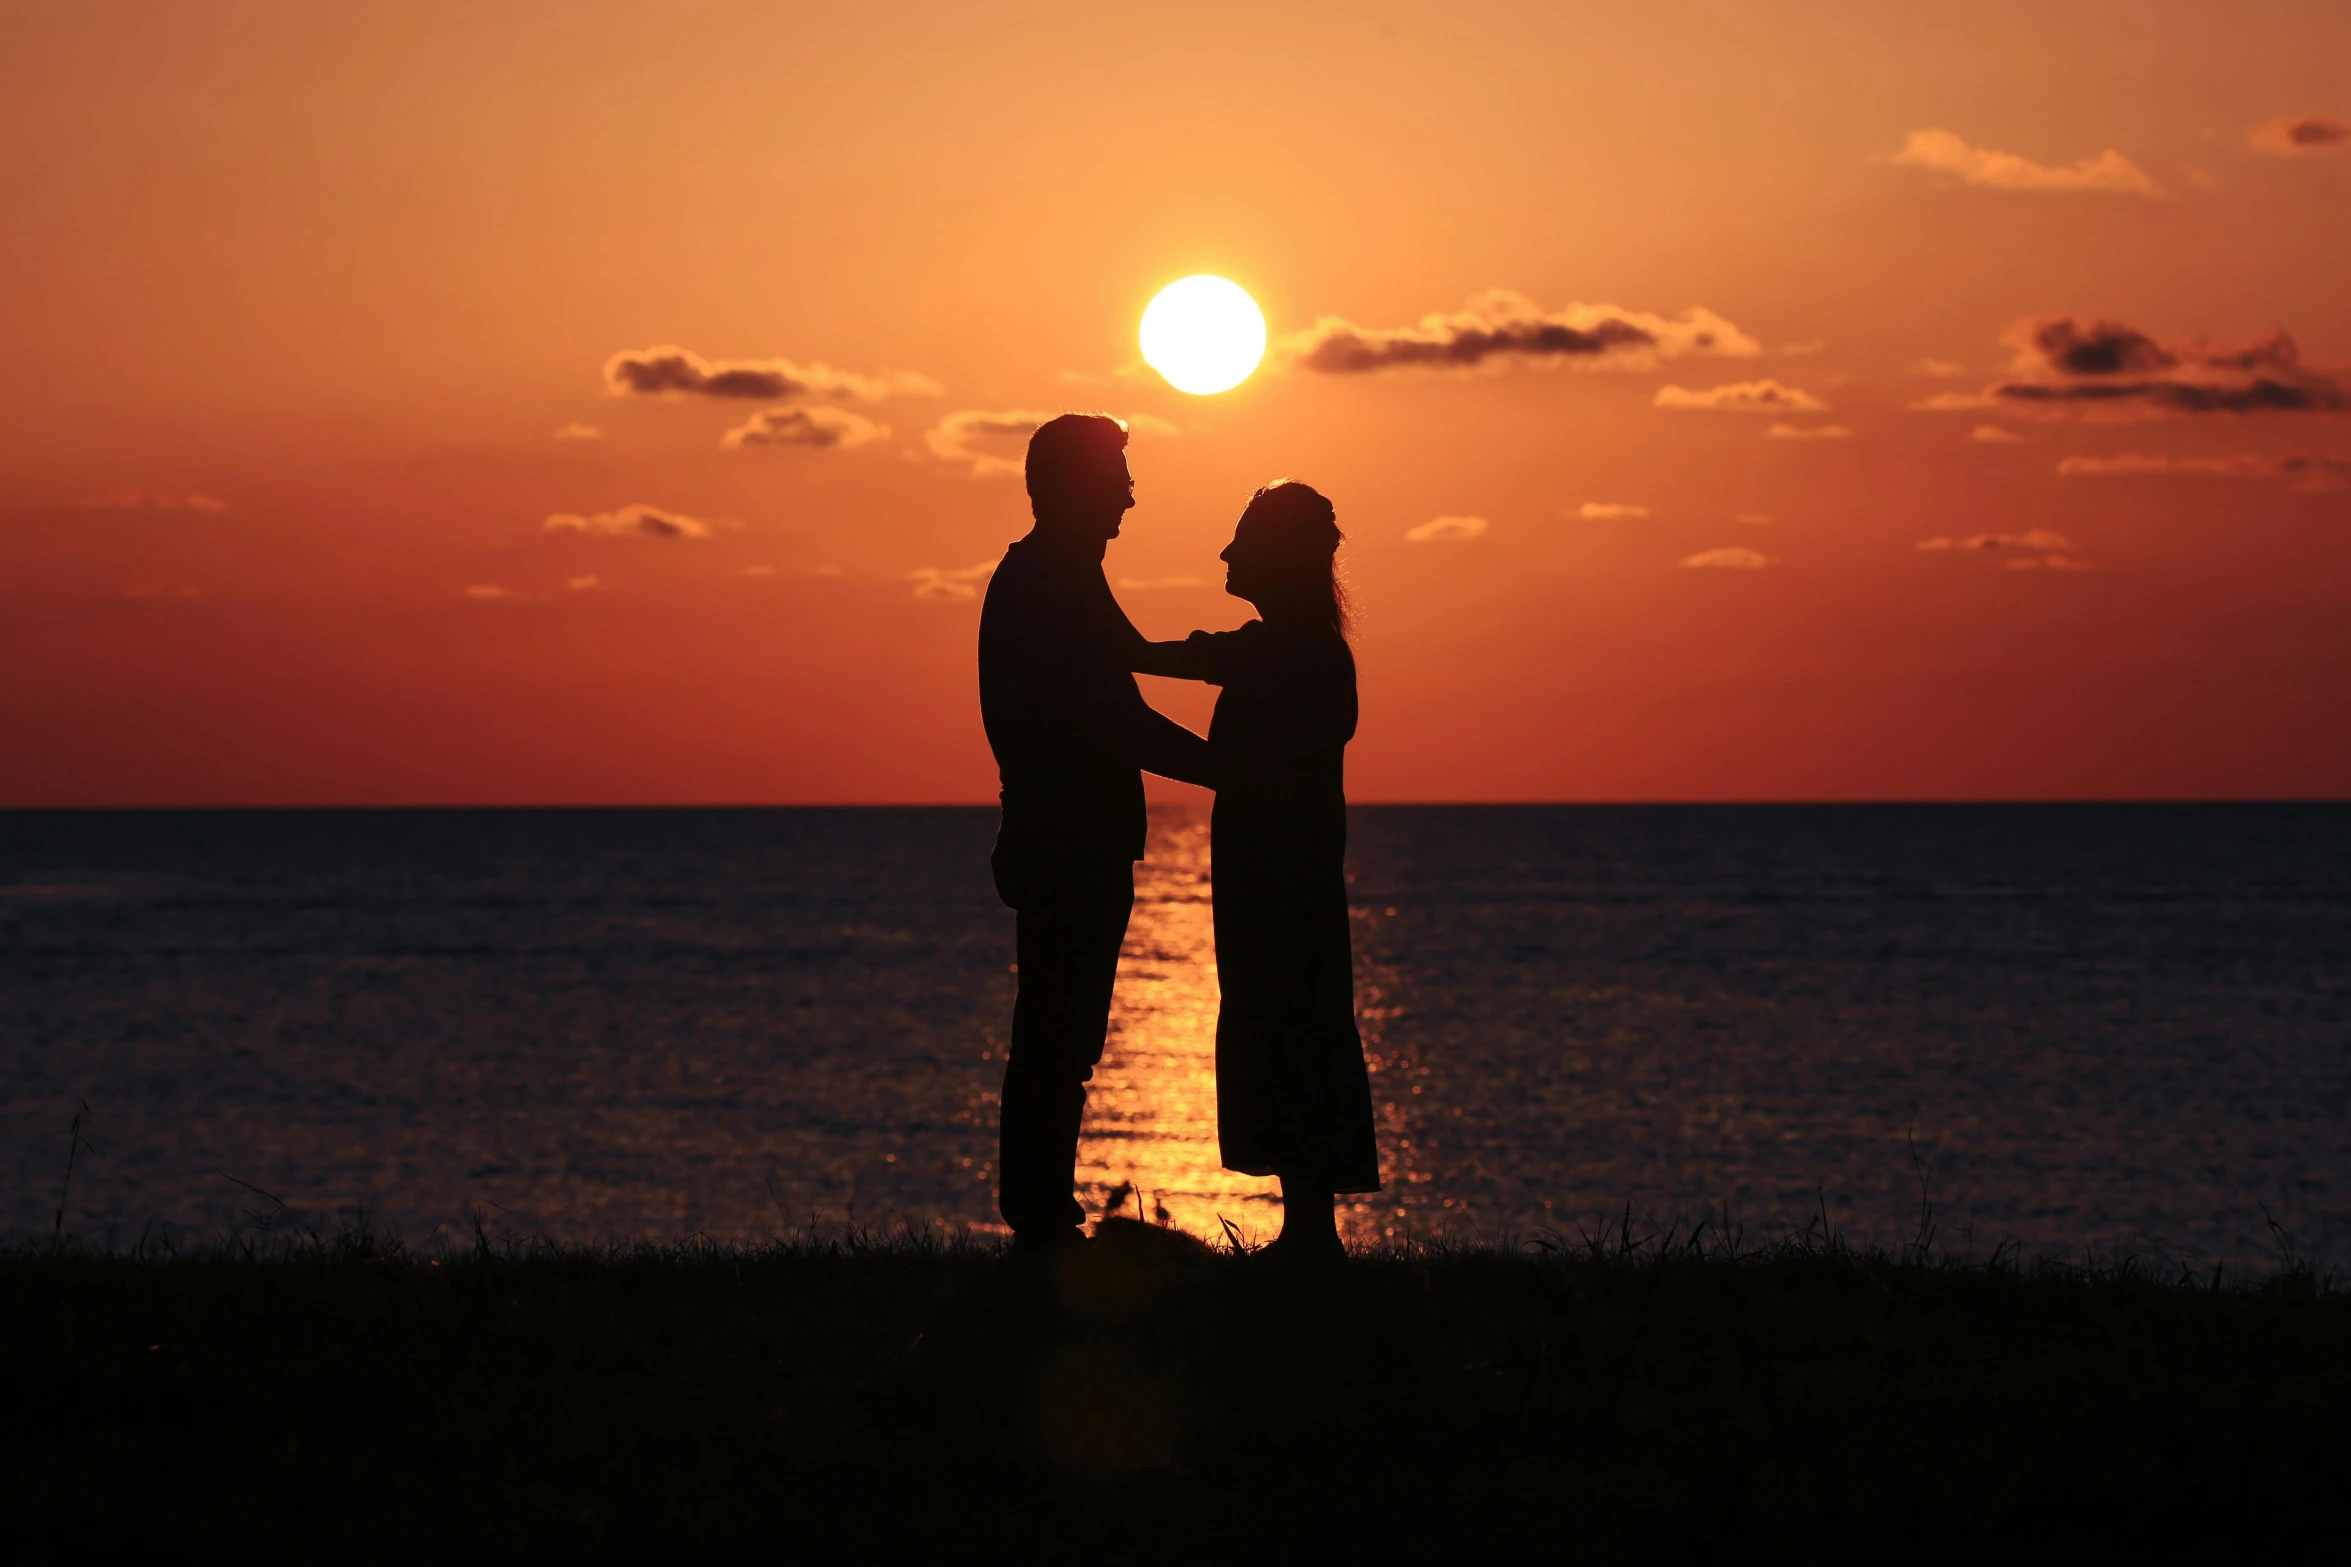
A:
4 804 2347 1264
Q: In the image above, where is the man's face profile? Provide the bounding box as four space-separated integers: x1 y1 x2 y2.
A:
1061 451 1135 542
1098 453 1136 539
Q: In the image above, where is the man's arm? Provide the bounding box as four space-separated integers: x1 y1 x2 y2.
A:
1084 567 1216 785
1129 638 1216 680
1127 701 1217 789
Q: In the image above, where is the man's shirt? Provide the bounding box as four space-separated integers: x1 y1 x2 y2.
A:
978 535 1213 859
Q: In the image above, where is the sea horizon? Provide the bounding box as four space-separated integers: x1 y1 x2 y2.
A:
9 801 2346 1264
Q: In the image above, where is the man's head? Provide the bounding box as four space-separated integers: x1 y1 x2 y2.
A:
1025 413 1133 544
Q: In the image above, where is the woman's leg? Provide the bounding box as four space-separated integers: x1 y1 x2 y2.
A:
1272 1174 1342 1257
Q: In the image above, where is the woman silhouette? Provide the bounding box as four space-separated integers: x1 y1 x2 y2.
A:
1133 481 1379 1261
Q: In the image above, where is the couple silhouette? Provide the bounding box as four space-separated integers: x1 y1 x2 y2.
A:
979 413 1379 1264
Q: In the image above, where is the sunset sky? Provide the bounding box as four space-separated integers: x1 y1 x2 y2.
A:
5 0 2348 804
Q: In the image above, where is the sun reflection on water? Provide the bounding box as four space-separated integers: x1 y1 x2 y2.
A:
1076 810 1413 1248
1075 812 1277 1240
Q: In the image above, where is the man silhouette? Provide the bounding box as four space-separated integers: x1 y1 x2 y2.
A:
980 413 1213 1250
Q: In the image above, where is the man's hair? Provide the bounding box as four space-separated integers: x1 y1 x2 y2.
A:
1024 412 1129 514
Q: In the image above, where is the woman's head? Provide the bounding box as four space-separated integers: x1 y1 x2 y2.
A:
1221 480 1349 636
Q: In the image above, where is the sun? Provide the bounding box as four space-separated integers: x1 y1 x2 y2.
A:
1139 276 1267 395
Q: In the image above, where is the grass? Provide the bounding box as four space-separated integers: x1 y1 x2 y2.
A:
5 1211 2347 1559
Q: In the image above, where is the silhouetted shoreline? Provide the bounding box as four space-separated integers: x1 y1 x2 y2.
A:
8 1217 2345 1555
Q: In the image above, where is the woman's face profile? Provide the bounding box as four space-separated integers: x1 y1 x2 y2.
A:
1219 512 1275 604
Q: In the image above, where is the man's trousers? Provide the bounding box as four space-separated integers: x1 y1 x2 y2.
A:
992 837 1134 1237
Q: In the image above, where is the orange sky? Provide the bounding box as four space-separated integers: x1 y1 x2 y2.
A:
4 0 2348 804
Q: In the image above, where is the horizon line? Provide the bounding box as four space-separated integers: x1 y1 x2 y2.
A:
4 797 2347 812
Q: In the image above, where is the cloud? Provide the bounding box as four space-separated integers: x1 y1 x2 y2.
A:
919 409 1175 477
566 575 600 591
1679 547 1777 570
553 422 604 442
1913 358 1968 377
465 584 515 600
542 503 714 540
1910 390 1998 412
1887 127 2159 195
1914 318 2351 418
1970 424 2025 443
2250 115 2351 157
2004 553 2097 572
923 409 1056 477
1406 515 1488 543
603 345 941 402
1576 501 1650 519
1734 512 1772 525
909 560 997 601
1117 575 1208 590
1655 379 1829 413
2056 452 2267 478
1917 530 2076 553
1277 290 1759 377
2056 452 2351 491
2013 318 2178 376
82 492 228 512
1766 422 1854 440
745 563 844 579
722 405 889 450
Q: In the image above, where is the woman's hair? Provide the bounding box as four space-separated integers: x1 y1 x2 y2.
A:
1241 479 1351 638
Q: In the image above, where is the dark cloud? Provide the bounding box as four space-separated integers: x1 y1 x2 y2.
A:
1295 314 1649 374
604 345 941 402
1911 318 2351 418
2250 115 2351 156
722 406 889 450
1917 529 2076 553
2021 319 2176 376
1915 531 2100 573
1278 291 1758 377
2058 452 2351 490
542 504 714 540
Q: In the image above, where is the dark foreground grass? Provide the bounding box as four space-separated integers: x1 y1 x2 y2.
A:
5 1217 2347 1560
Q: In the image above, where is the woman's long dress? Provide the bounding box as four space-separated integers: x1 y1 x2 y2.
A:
1185 619 1380 1193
